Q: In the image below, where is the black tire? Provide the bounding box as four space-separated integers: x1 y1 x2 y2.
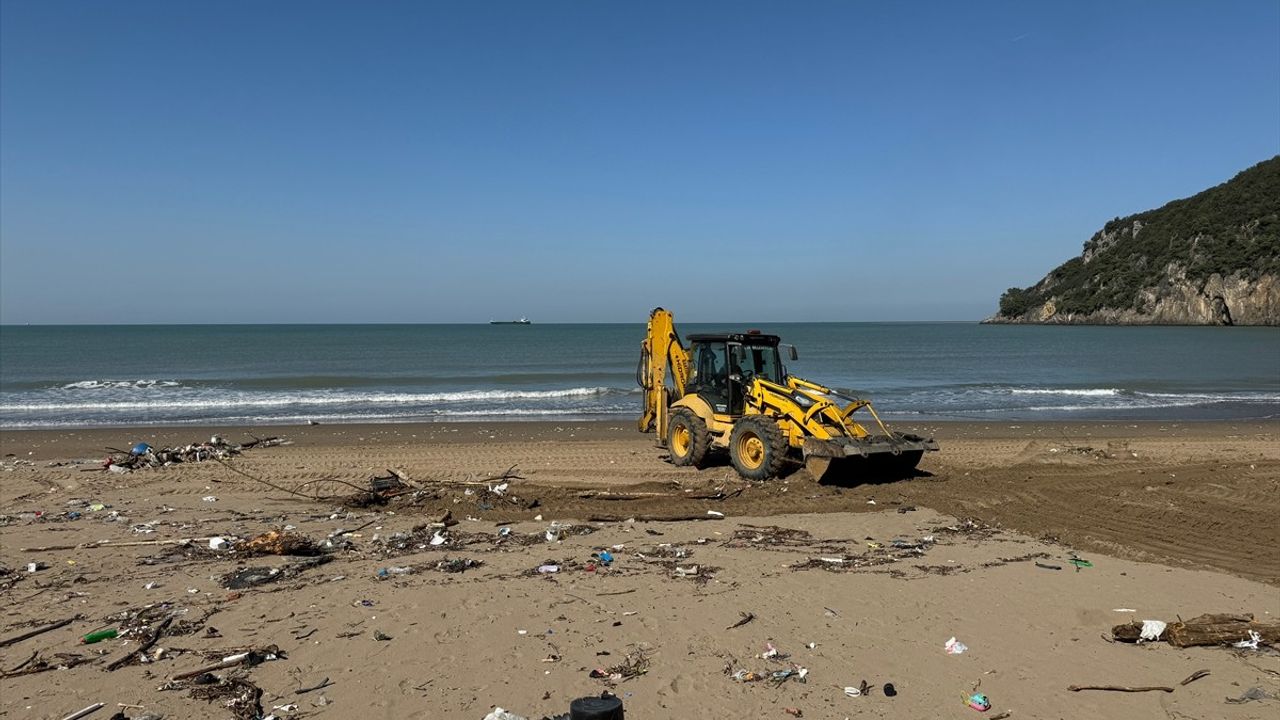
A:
729 415 788 480
667 408 711 468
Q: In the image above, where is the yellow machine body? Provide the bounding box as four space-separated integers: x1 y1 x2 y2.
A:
637 307 938 481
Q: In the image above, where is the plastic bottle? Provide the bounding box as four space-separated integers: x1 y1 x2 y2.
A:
81 629 118 644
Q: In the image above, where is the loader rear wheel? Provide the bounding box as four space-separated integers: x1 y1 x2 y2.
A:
667 408 710 468
729 415 787 480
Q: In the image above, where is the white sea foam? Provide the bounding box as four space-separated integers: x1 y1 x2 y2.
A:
1008 388 1122 397
0 386 627 413
62 379 182 390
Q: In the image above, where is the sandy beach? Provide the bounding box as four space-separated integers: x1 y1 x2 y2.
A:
2 420 1278 719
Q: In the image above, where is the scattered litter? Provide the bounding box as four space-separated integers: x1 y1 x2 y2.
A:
483 709 528 720
883 683 897 697
1225 687 1272 704
537 565 560 574
59 703 105 720
201 496 218 503
436 557 481 573
1112 608 1137 613
706 510 724 518
208 537 230 551
80 628 118 644
966 692 991 711
945 637 968 655
1233 630 1262 650
1139 620 1167 642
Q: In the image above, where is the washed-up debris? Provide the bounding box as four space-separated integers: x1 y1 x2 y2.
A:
103 435 286 472
240 530 323 557
435 557 481 573
729 524 816 547
1226 687 1273 704
726 611 755 630
172 645 284 681
1111 613 1279 648
945 637 968 655
106 616 173 671
589 649 650 684
1 651 95 679
759 642 790 661
220 556 332 590
189 677 264 720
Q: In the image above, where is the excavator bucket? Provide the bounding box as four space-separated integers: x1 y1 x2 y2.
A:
802 433 937 484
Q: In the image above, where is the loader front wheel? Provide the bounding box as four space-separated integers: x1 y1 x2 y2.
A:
729 415 787 480
668 408 710 468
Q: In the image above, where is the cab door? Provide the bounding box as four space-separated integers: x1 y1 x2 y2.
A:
689 341 731 414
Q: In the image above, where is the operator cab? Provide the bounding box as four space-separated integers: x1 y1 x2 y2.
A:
686 331 790 416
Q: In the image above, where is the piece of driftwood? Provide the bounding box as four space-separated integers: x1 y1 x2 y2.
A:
0 617 75 648
589 513 724 523
1068 685 1174 693
1111 613 1280 647
20 538 217 552
1181 669 1210 686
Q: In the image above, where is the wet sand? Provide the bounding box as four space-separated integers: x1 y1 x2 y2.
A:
1 420 1278 719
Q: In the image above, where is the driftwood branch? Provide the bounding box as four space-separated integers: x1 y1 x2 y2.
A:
1068 685 1174 693
0 617 76 648
589 513 724 523
1111 613 1279 647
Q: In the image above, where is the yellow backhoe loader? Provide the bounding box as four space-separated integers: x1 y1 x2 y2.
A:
637 307 938 481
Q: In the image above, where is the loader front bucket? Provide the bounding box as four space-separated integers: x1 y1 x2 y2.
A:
802 433 938 484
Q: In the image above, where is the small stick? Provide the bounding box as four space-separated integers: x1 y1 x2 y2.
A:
60 704 104 720
0 617 75 648
1180 669 1210 686
8 650 38 672
295 677 333 694
726 612 756 630
597 589 637 597
1068 685 1174 693
106 616 173 671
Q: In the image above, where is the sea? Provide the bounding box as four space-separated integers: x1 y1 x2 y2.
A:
1 323 1277 429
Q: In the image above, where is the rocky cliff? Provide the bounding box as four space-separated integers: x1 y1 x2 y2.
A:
987 156 1280 326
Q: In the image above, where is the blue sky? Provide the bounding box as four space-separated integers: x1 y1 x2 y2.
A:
2 1 1277 323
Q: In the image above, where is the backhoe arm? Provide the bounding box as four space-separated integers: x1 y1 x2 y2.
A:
637 307 690 438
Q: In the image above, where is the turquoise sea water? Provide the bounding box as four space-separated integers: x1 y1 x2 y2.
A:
1 323 1277 428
